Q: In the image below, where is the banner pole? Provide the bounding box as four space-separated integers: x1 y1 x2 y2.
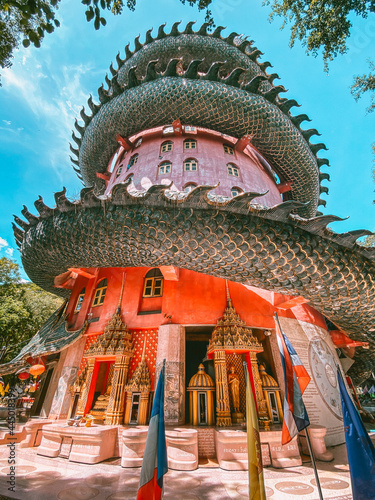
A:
305 428 324 500
274 311 323 500
243 361 250 397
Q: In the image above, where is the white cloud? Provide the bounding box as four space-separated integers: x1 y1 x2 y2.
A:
0 125 24 135
2 52 94 183
0 238 16 258
2 120 11 125
0 237 8 249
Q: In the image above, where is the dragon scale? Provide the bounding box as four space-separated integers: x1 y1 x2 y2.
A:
18 186 375 341
79 78 320 217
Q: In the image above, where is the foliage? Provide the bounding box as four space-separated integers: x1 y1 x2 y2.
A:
0 1 61 73
0 257 62 363
351 59 375 197
363 234 375 246
265 0 375 68
0 0 213 84
352 60 375 114
266 0 375 183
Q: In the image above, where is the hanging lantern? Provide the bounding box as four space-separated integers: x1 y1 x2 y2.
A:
29 364 45 376
18 372 29 381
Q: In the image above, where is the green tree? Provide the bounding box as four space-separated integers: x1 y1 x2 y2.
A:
265 0 375 184
265 0 375 67
352 60 375 114
0 257 62 363
363 233 375 245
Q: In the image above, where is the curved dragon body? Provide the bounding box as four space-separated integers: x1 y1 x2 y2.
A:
80 78 320 216
15 184 375 339
116 32 269 85
70 21 330 217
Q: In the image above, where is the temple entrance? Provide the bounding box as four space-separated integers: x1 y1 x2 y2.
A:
31 353 60 418
130 393 141 424
268 391 281 423
89 361 114 423
185 326 214 424
198 392 208 425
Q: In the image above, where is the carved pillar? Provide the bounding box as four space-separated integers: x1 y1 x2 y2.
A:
249 352 269 419
105 355 130 425
47 336 87 420
214 350 232 426
155 324 185 425
76 358 95 417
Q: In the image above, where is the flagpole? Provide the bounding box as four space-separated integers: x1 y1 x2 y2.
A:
274 312 323 500
305 428 323 500
243 361 267 500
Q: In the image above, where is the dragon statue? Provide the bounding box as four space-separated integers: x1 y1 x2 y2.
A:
12 22 375 382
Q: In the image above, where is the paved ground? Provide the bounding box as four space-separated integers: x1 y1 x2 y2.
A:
0 441 354 500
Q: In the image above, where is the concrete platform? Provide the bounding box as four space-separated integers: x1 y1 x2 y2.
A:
37 424 118 464
0 438 355 499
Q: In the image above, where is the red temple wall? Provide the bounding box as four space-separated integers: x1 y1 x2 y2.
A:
66 266 328 336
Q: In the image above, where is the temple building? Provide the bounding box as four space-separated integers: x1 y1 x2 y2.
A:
2 21 374 468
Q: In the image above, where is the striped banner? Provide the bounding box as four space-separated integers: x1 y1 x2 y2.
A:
275 313 311 444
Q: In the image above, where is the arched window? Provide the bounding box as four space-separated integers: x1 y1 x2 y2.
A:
184 183 197 193
158 161 172 175
160 141 173 153
227 163 239 177
75 288 85 312
92 279 108 307
143 269 164 297
223 144 234 155
231 187 243 197
184 158 198 171
116 165 123 177
128 153 138 169
184 139 197 150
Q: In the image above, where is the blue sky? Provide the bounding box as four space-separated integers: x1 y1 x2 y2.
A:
0 0 374 279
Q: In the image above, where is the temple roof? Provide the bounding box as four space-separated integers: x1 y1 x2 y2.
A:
208 295 263 354
125 358 151 393
259 365 279 390
0 301 87 375
188 364 215 389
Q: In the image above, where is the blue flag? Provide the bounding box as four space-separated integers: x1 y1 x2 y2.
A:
337 368 375 500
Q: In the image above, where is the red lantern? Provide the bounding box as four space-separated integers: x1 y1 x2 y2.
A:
29 364 45 376
18 372 29 380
